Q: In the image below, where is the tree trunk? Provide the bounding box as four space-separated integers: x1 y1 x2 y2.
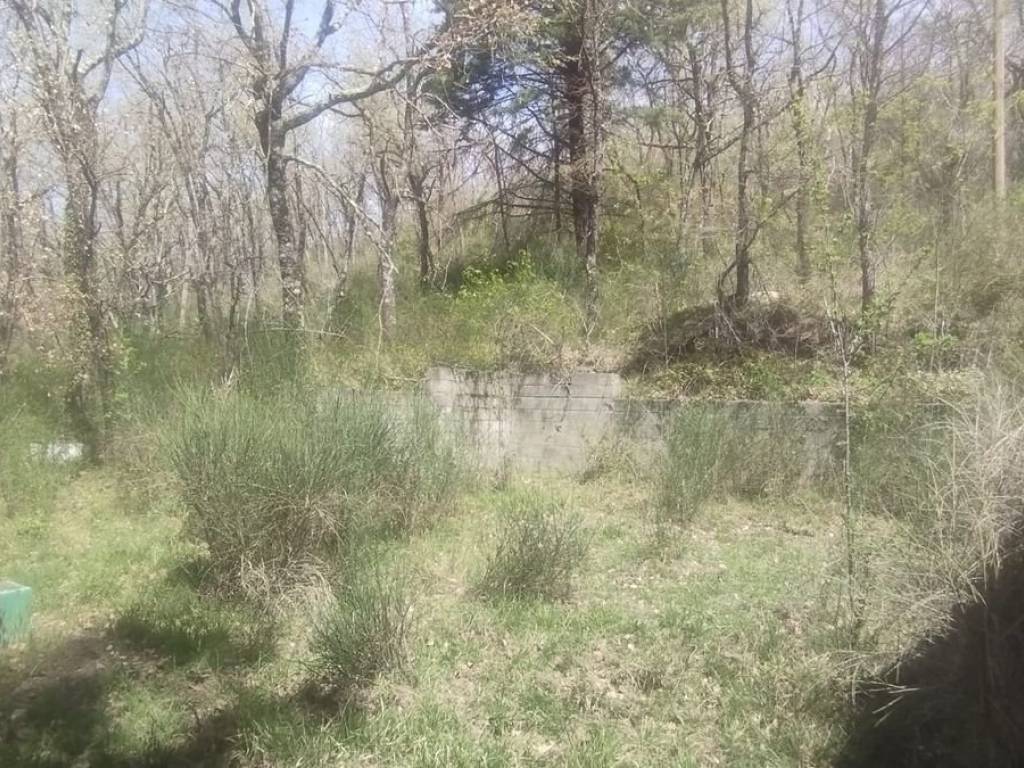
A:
722 0 757 308
552 109 564 238
194 277 214 342
734 98 753 307
687 41 716 264
332 173 365 314
63 162 112 456
490 133 511 252
563 0 602 329
854 0 888 311
408 169 434 286
788 0 813 283
375 153 400 339
378 191 399 339
265 135 305 327
0 126 22 372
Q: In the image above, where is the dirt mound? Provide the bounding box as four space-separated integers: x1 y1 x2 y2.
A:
625 298 828 373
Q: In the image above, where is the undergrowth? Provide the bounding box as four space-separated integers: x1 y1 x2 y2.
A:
310 558 412 687
476 490 590 601
657 403 808 524
166 385 460 594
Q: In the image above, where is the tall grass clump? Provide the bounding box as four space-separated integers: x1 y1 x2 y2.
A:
476 490 589 601
848 402 950 519
310 561 412 687
166 386 460 593
656 407 727 524
841 381 1024 765
656 404 806 524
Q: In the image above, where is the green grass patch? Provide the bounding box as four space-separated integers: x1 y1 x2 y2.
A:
476 489 590 602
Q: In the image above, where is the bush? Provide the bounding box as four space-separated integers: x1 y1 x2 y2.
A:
166 386 460 593
580 434 651 484
310 562 412 686
477 491 589 601
452 256 582 371
656 404 806 524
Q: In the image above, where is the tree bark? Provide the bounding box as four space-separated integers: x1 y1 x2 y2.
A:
722 0 757 307
787 0 813 283
687 41 716 265
63 154 112 454
853 0 888 311
0 122 23 372
265 135 305 327
332 172 365 312
376 156 399 339
563 0 602 328
408 169 434 286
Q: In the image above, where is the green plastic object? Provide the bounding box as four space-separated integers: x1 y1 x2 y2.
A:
0 580 31 645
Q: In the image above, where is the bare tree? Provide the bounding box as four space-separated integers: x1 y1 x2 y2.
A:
222 0 417 328
128 47 229 339
842 0 924 310
787 0 814 282
5 0 147 452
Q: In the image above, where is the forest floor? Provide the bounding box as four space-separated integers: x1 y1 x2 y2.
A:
0 467 867 767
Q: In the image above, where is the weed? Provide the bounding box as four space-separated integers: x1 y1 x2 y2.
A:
840 381 1024 766
166 386 460 593
477 490 590 601
657 406 726 524
310 561 412 687
657 403 809 524
0 368 76 517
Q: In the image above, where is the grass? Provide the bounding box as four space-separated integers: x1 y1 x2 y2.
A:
4 331 997 766
475 490 590 601
0 465 853 767
166 385 461 594
310 558 413 687
657 403 811 525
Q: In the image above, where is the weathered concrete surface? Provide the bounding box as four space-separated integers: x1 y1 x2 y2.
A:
425 367 624 472
423 366 841 475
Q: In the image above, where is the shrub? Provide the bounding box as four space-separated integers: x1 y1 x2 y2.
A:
580 434 651 484
310 562 412 686
166 386 460 592
656 404 807 524
477 491 589 601
656 406 727 524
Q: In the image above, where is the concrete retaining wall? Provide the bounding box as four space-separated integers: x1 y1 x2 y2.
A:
423 366 841 475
